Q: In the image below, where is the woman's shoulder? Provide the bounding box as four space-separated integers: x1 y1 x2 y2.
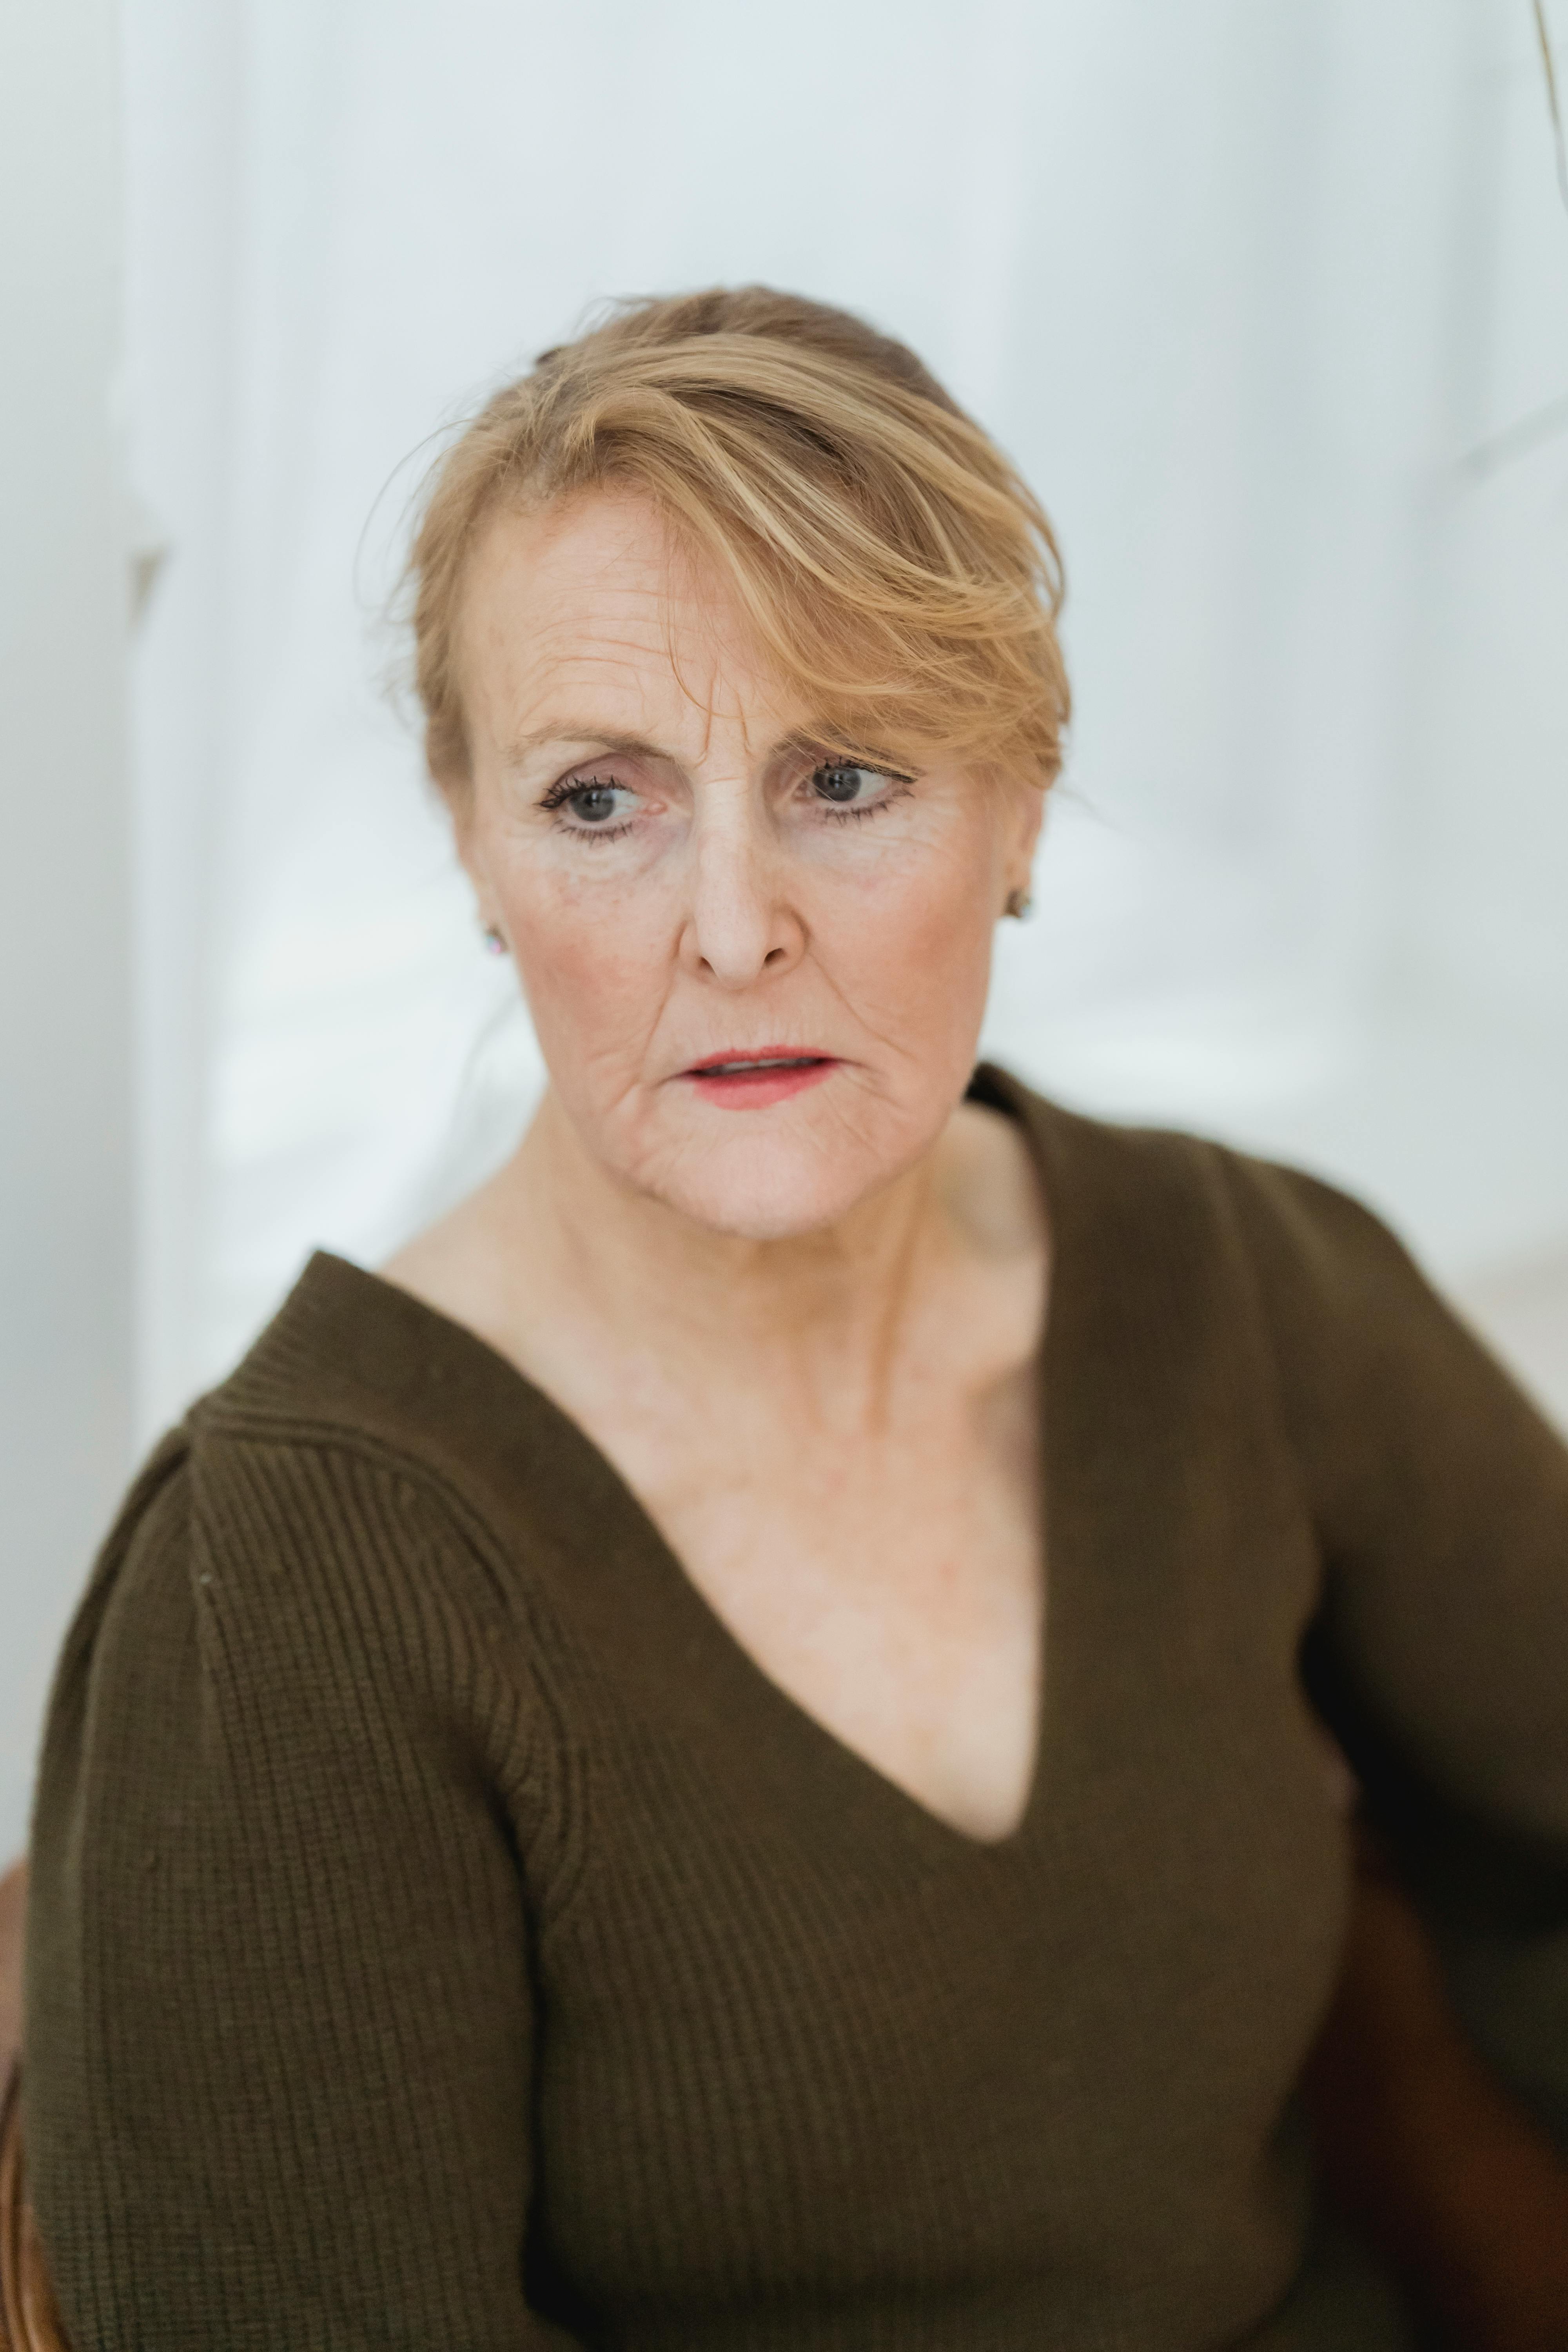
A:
60 1253 580 1723
29 1265 589 1997
986 1067 1568 1496
975 1060 1416 1294
187 1248 580 1572
201 1245 526 1457
29 1269 585 1945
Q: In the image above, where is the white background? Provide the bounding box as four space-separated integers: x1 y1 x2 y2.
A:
4 0 1568 1858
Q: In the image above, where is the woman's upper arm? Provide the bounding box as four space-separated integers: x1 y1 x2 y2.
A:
23 1431 581 2350
1223 1151 1568 2141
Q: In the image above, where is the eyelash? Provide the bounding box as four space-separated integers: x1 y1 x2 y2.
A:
816 767 915 825
537 773 637 843
535 760 915 840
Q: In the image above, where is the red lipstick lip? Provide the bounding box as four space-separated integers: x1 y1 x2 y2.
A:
676 1051 840 1109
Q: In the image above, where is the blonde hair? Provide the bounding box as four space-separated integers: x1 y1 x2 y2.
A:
407 287 1070 793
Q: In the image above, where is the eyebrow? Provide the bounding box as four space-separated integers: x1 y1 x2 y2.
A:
501 722 916 772
500 726 671 768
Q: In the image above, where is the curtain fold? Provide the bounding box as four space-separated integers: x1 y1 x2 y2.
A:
122 0 1568 1433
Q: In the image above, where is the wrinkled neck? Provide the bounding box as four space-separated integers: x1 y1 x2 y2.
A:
506 1089 950 1421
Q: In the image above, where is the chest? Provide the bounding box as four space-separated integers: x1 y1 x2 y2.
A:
613 1358 1045 1844
501 1159 1357 2340
520 1433 1348 2347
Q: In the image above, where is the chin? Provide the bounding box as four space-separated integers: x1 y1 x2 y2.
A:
633 1120 917 1241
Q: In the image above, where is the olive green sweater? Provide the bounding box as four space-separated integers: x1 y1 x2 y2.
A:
22 1071 1568 2348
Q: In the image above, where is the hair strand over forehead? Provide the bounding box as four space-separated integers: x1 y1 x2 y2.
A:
405 286 1071 793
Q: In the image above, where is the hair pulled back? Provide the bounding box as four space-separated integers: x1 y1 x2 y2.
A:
407 286 1070 793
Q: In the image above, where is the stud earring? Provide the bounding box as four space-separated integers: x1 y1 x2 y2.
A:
481 924 507 956
1004 887 1034 920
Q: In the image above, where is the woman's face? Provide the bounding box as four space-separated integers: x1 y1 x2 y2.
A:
451 489 1043 1239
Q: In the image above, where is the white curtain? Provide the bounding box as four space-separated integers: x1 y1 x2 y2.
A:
123 0 1568 1438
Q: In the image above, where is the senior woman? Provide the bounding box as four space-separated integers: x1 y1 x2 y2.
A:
15 289 1568 2350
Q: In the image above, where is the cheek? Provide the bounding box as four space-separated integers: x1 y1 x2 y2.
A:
500 867 669 1071
488 798 1004 1111
826 824 1000 1034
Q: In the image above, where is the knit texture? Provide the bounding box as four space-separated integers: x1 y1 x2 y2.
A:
22 1071 1568 2348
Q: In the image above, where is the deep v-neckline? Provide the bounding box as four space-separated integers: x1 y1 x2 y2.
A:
343 1064 1067 1860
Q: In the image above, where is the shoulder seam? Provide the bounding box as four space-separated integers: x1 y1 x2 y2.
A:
190 1406 536 1616
183 1409 595 1922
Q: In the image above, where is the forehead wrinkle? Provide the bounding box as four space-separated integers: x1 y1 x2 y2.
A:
463 494 814 771
661 619 809 768
487 631 671 759
504 626 806 773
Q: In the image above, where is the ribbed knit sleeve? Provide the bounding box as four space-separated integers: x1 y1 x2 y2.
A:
21 1107 1567 2351
1218 1151 1568 2149
23 1424 584 2351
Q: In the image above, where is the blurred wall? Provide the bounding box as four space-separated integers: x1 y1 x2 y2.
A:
0 0 133 1861
115 0 1568 1445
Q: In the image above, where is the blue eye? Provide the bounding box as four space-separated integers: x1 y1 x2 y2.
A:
566 783 621 824
809 761 911 819
539 774 638 832
815 763 872 804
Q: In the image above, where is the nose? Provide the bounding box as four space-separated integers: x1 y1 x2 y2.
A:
677 799 805 989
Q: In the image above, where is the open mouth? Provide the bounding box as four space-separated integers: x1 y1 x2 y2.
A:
690 1055 826 1075
680 1052 838 1107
